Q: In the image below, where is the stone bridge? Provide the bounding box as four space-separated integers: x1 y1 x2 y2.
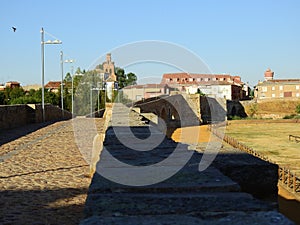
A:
0 102 296 224
133 94 228 128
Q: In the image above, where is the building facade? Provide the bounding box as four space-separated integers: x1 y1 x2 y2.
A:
161 73 248 100
45 81 61 93
122 84 175 101
255 69 300 100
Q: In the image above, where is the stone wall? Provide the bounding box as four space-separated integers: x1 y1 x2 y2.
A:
134 94 229 126
0 104 72 130
135 94 201 128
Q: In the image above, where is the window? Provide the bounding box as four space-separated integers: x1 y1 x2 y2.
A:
279 86 283 90
296 85 299 90
296 93 300 97
272 93 276 98
262 86 267 92
272 86 275 91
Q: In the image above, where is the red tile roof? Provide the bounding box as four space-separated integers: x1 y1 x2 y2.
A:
123 83 172 89
45 81 61 89
161 73 243 85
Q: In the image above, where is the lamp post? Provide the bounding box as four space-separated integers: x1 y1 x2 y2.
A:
91 86 101 117
64 59 74 115
40 27 62 122
60 51 64 118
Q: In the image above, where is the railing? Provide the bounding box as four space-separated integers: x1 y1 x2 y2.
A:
208 125 300 195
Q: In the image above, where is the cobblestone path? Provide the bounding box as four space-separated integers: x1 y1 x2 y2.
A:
0 118 105 225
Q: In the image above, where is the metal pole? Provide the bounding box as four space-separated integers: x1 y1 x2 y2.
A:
41 27 45 122
97 89 100 113
60 51 64 118
90 84 93 117
71 66 74 116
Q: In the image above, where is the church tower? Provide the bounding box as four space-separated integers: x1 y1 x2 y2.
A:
102 53 116 81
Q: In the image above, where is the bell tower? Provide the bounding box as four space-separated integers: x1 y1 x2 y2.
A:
102 53 116 81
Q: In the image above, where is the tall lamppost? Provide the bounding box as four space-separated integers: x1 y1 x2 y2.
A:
41 27 62 122
60 51 64 118
91 86 101 117
64 59 74 115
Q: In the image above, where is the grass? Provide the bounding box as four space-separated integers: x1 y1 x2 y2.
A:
243 100 300 118
225 120 300 172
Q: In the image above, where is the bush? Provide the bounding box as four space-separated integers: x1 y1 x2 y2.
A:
296 104 300 114
283 114 297 119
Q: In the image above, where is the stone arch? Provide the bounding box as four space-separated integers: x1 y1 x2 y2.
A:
161 107 167 122
172 101 180 121
231 106 236 116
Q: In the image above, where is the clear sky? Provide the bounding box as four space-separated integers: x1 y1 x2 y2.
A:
0 0 299 87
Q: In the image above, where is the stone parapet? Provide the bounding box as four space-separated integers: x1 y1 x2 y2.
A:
0 104 72 130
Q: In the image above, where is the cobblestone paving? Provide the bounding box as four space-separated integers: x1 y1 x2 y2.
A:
0 118 105 225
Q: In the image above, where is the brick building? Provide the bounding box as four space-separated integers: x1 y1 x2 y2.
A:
255 69 300 100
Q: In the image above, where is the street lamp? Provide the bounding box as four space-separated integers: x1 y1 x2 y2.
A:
41 27 62 122
90 86 102 117
63 58 74 115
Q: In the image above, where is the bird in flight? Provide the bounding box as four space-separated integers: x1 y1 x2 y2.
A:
12 27 17 32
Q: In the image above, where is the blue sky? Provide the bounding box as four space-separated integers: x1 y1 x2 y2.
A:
0 0 299 87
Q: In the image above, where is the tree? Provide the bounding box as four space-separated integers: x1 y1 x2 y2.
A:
296 104 300 114
197 88 205 96
0 91 5 105
9 87 25 99
75 67 83 75
115 67 137 88
115 67 127 88
125 72 137 86
64 72 72 82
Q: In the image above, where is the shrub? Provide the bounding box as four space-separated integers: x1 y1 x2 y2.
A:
296 104 300 114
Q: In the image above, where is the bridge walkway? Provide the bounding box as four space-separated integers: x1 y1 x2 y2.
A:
81 103 293 225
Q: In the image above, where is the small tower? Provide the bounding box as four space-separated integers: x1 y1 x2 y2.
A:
102 53 116 81
264 68 274 81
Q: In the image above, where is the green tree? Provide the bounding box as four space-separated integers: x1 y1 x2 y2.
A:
75 67 83 75
0 91 5 104
64 72 72 82
115 67 127 88
296 104 300 114
125 72 137 86
197 88 205 96
9 87 25 100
